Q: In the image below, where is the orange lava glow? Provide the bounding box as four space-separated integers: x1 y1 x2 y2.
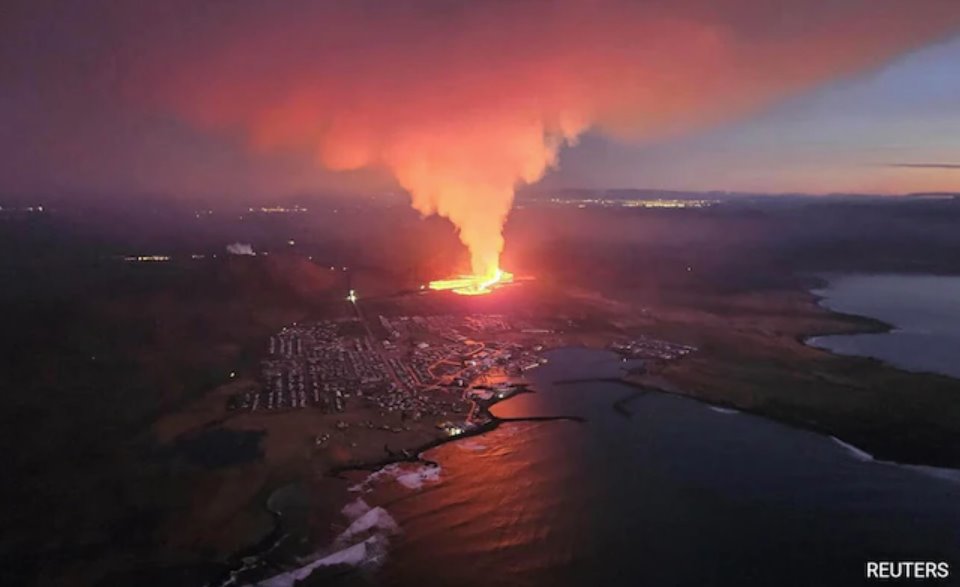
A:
429 268 514 296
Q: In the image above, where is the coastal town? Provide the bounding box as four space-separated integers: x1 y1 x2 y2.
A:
222 304 704 461
227 313 553 439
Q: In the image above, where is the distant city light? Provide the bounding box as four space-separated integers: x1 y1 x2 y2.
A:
124 255 171 262
247 205 308 214
0 204 46 214
549 197 719 209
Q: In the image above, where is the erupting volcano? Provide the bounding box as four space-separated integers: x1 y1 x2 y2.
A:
429 268 515 296
130 0 960 293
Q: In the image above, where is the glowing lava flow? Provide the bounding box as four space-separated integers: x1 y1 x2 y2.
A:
429 268 514 296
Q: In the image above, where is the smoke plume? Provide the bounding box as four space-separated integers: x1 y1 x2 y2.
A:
130 0 960 277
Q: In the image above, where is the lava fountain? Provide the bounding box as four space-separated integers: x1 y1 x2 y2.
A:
429 268 514 296
132 0 960 300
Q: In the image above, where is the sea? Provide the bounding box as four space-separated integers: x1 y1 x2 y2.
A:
253 343 960 587
808 273 960 379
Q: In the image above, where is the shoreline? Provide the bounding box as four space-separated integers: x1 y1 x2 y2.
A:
800 278 894 342
829 436 960 483
213 278 960 585
330 383 584 476
656 376 958 469
242 342 960 587
801 287 960 382
570 371 960 477
217 381 584 585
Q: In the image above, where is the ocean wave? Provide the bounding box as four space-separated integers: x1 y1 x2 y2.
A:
902 464 960 484
349 462 442 493
831 436 960 483
248 498 400 587
395 465 441 490
830 436 873 462
341 496 372 519
456 440 488 452
708 406 740 415
348 465 394 493
253 535 390 587
337 505 401 545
